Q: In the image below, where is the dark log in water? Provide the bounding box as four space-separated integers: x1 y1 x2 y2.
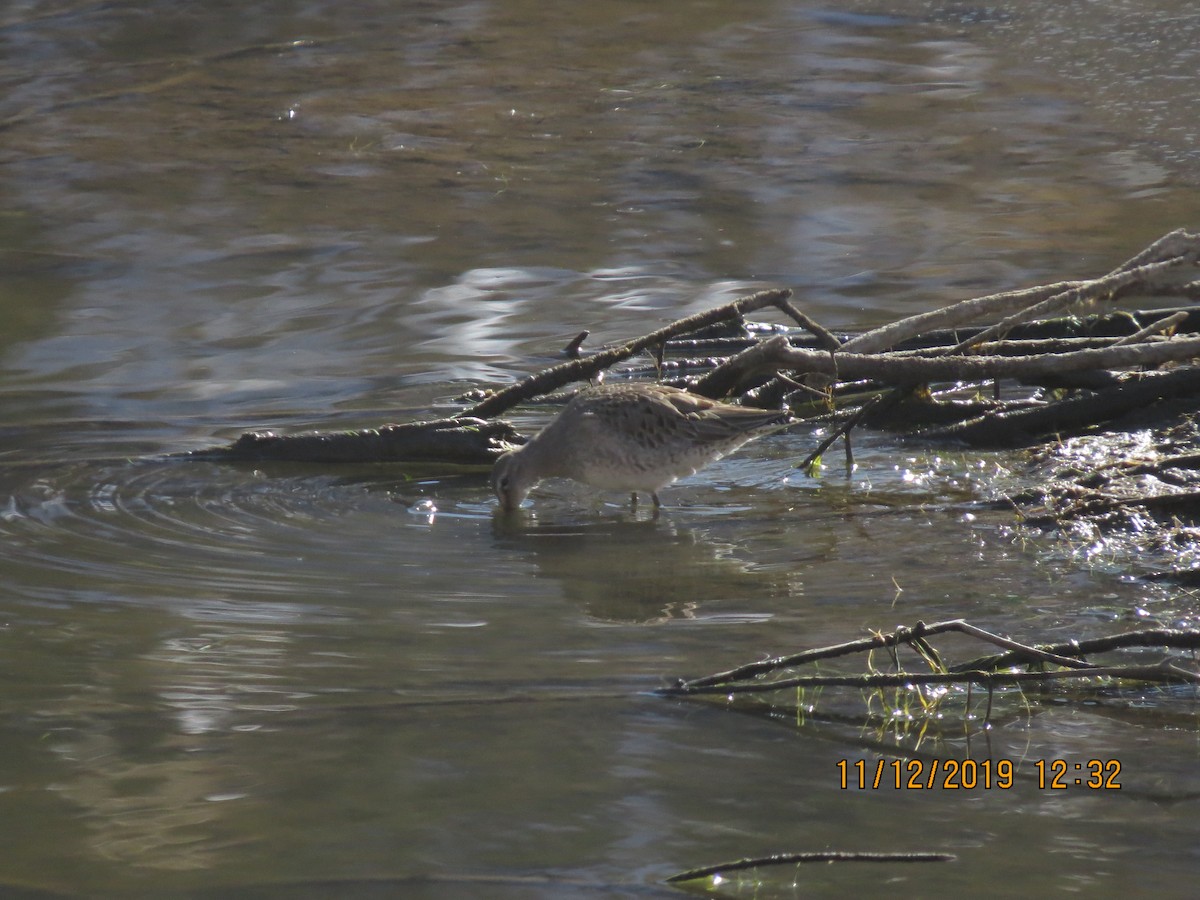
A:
187 417 520 466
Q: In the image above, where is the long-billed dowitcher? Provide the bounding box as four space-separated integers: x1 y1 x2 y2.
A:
490 382 791 511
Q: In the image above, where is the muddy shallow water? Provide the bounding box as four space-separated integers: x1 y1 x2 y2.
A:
3 1 1200 897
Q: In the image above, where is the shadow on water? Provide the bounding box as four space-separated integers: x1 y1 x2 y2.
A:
491 512 796 625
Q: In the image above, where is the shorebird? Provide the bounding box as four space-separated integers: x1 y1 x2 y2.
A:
490 382 791 511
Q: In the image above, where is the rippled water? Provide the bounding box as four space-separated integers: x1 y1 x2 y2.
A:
3 1 1200 897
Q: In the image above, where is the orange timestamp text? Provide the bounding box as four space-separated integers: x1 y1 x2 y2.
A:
836 758 1121 790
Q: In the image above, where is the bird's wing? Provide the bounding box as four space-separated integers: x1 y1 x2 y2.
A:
660 389 789 443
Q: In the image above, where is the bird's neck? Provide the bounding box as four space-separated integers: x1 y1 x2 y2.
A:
520 431 567 477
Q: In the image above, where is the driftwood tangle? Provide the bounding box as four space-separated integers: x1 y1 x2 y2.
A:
194 230 1200 475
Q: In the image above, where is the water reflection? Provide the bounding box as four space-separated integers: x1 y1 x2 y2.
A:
492 514 796 623
44 706 244 872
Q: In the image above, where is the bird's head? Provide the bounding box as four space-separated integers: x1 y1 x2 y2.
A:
490 449 534 511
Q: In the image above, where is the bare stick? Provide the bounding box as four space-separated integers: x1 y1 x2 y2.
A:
840 281 1079 355
1111 310 1188 346
666 851 955 884
673 619 1094 691
952 626 1200 672
562 331 589 357
663 661 1200 697
771 335 1200 383
774 296 843 351
459 288 793 420
1112 227 1200 270
839 230 1200 355
796 391 900 474
691 334 811 398
945 255 1193 355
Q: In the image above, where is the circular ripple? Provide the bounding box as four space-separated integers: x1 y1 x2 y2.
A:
0 457 488 614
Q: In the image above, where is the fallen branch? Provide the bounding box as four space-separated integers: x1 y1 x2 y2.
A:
1112 310 1189 345
459 288 795 420
662 661 1200 697
671 619 1094 691
757 333 1200 384
840 229 1200 355
659 619 1200 712
945 254 1193 354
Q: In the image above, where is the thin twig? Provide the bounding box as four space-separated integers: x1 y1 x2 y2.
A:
674 619 1036 690
1112 311 1188 346
666 851 955 884
774 297 843 351
951 627 1200 672
563 331 589 357
797 390 905 473
663 661 1200 698
671 618 1171 693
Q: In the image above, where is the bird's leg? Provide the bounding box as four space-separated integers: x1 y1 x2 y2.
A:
630 492 639 508
652 492 662 508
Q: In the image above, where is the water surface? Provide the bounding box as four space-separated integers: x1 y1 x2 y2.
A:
3 1 1200 897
